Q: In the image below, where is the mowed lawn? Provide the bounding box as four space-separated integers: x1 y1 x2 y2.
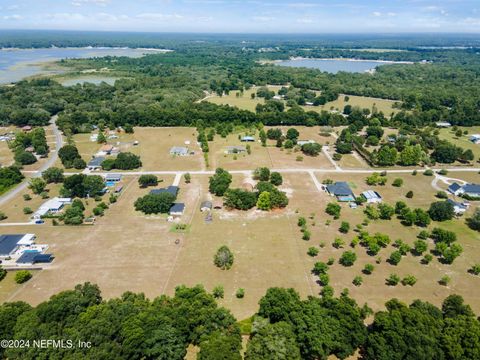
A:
438 126 480 160
307 172 480 313
207 86 400 116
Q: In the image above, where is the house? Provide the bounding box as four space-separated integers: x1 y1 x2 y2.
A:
361 190 382 203
21 125 32 132
33 198 72 219
225 146 246 154
170 146 189 156
99 144 114 155
305 102 314 106
240 136 255 142
200 201 212 212
169 203 185 216
105 173 122 182
87 157 105 170
16 251 53 265
0 234 35 259
436 122 452 128
470 134 480 144
447 199 468 215
460 184 480 198
326 182 355 202
150 186 179 197
297 140 315 146
447 182 462 196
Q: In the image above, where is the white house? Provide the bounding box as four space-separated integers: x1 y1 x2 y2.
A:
33 198 72 219
470 134 480 144
436 122 452 128
447 199 468 215
361 190 382 203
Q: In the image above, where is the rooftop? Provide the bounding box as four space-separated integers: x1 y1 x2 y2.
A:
0 234 34 256
170 146 189 155
463 183 480 194
170 203 185 214
362 190 382 200
105 173 122 181
88 157 105 167
448 182 462 192
326 182 354 196
16 251 53 264
150 186 179 197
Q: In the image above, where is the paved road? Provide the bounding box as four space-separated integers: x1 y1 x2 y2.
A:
0 115 63 207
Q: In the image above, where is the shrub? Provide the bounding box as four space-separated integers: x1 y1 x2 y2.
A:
439 276 451 286
23 207 33 215
339 251 357 266
327 258 335 265
307 247 319 257
212 285 224 299
436 191 448 199
352 276 363 286
406 191 414 198
388 250 402 265
15 270 32 284
392 178 403 187
313 262 329 275
333 237 345 249
363 264 375 275
469 264 480 275
422 254 433 264
214 246 234 270
418 230 430 239
423 169 434 176
386 274 400 286
438 169 448 175
339 221 350 233
318 274 330 286
297 217 306 227
138 174 158 188
325 202 341 219
401 275 417 286
0 212 7 221
413 239 428 255
236 288 245 298
270 172 283 186
302 230 311 241
0 267 6 282
332 153 342 161
23 194 32 201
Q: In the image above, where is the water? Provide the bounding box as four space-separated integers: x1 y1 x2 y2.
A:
277 58 401 74
0 47 170 84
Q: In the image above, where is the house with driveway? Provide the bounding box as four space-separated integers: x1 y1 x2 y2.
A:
325 182 355 202
448 183 480 198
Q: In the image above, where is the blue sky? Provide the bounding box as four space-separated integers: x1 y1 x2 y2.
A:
1 0 479 33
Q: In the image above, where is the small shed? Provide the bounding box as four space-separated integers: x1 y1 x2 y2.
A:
200 201 212 212
361 190 382 203
169 203 185 216
240 136 255 142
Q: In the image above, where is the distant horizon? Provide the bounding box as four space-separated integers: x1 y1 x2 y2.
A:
1 0 480 33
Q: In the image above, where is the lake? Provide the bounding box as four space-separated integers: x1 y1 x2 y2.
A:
277 58 404 74
0 47 171 84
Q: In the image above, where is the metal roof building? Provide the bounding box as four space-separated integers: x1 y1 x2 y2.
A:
16 251 53 265
169 203 185 216
361 190 382 203
326 182 355 201
87 156 105 169
0 234 35 257
150 186 179 197
170 147 189 156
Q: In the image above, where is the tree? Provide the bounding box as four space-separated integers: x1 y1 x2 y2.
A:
124 123 134 133
266 128 282 140
0 267 6 282
245 322 301 360
428 201 455 221
325 202 341 219
96 131 106 144
376 146 398 166
259 129 267 146
388 250 402 265
307 247 319 257
414 239 428 255
236 288 245 298
339 251 357 266
138 174 158 188
63 206 84 225
257 191 272 211
14 270 32 284
431 143 463 163
378 203 395 220
224 189 257 210
72 158 86 169
258 287 301 323
363 264 375 275
467 208 480 231
312 262 329 275
214 246 234 270
286 128 300 142
392 178 403 187
198 331 242 360
42 167 64 183
386 273 400 286
58 145 81 167
353 276 363 286
460 149 474 162
134 193 176 214
253 167 270 181
270 172 283 186
339 221 350 233
212 285 224 299
184 173 191 184
28 178 46 195
399 144 424 166
301 143 322 156
209 168 232 196
113 152 142 170
406 190 414 198
15 151 37 165
401 275 417 286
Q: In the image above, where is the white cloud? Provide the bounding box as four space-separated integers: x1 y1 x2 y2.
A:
372 11 381 17
136 13 184 20
3 14 24 20
71 0 110 7
252 16 274 22
296 18 313 24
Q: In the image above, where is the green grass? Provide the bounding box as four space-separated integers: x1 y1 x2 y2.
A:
237 316 253 335
438 126 480 160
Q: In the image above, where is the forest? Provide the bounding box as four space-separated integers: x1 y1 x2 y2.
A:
1 35 480 134
0 284 478 359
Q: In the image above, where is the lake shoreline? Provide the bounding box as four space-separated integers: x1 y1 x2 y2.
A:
271 57 415 65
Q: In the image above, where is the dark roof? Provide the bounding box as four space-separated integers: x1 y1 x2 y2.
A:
463 184 480 194
448 183 462 193
0 234 23 256
105 173 122 181
16 251 53 264
326 182 353 196
88 157 105 167
446 199 467 209
170 203 185 213
150 186 179 197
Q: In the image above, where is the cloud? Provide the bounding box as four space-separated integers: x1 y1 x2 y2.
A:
3 14 24 20
372 11 381 17
136 13 184 20
296 17 313 24
252 16 274 22
71 0 110 7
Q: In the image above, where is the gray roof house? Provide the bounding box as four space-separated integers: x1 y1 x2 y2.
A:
447 182 462 195
446 199 468 215
170 147 189 156
150 186 179 197
169 203 185 216
0 234 35 258
461 184 480 197
105 173 122 182
87 156 105 170
326 182 355 201
16 251 53 265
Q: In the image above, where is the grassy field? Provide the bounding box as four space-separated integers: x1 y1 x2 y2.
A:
1 153 480 320
0 141 13 167
438 126 480 160
207 86 400 116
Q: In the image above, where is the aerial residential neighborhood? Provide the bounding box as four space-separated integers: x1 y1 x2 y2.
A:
0 1 480 358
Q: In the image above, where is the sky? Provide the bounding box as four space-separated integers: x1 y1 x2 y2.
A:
0 0 480 33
